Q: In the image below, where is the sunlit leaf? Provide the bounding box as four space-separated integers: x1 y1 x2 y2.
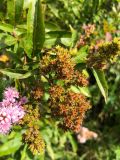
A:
0 69 32 79
46 144 55 160
72 46 88 63
0 133 22 157
0 23 14 33
92 69 108 102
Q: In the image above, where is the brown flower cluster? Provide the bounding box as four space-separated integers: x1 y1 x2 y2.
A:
87 38 120 69
76 24 95 49
32 87 44 100
40 46 90 132
41 46 75 81
19 105 45 155
41 46 88 86
49 85 91 132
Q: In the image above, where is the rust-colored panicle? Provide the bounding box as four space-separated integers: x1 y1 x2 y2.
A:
49 85 91 132
19 105 45 155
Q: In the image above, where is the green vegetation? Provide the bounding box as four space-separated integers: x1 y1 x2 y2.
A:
0 0 120 159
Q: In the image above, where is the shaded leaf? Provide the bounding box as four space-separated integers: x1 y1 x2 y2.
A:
45 22 60 32
15 0 24 23
33 0 45 54
7 0 15 24
67 132 78 153
0 34 16 49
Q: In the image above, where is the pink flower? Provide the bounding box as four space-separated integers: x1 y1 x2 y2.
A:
1 99 13 108
105 32 112 42
8 106 25 123
0 108 11 134
4 87 19 102
0 87 27 134
19 96 28 105
77 126 98 144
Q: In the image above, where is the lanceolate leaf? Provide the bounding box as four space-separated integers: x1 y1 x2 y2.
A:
0 69 32 79
7 0 15 24
70 26 78 48
7 0 24 25
67 132 78 153
0 23 25 36
33 0 45 54
92 69 108 102
25 1 35 58
15 0 24 24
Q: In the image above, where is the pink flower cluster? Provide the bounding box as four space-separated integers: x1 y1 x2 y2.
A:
0 87 27 134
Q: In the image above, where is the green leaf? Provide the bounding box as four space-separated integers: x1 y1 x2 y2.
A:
70 86 91 97
0 69 32 79
33 0 45 54
72 46 88 64
92 69 108 102
70 85 80 93
46 144 55 160
27 1 35 34
92 0 99 13
7 0 24 25
70 27 78 48
45 22 60 32
24 1 36 58
61 37 72 46
0 23 14 33
45 30 71 47
7 0 15 24
67 132 78 153
15 0 24 24
0 134 22 157
114 147 120 160
79 86 91 97
0 23 25 36
46 31 71 38
0 34 16 49
21 35 33 58
37 154 45 160
47 4 59 18
44 38 57 48
21 145 27 160
5 51 22 64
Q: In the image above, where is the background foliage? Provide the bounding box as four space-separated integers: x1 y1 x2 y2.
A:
0 0 120 159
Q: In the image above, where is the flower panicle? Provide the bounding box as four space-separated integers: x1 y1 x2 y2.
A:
19 105 45 155
49 85 91 132
0 87 27 134
87 37 120 69
41 46 89 86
